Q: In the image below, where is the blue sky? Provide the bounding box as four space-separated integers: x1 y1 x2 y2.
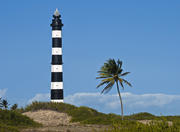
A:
0 0 180 115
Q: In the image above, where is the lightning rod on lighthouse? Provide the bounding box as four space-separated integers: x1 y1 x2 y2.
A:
50 9 64 102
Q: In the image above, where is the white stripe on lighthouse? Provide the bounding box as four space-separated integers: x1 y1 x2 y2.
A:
52 30 62 38
51 82 63 89
51 99 63 103
52 48 62 55
51 65 62 72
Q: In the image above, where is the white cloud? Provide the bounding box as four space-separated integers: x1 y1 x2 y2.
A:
65 92 180 108
28 93 50 104
0 89 7 98
64 92 180 115
28 92 180 115
122 93 180 108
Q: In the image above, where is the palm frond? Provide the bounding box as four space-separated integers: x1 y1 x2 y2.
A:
97 70 113 77
104 85 113 94
118 78 123 83
97 71 109 74
117 59 122 69
97 71 113 79
96 76 109 79
117 69 123 75
122 79 132 87
101 59 118 75
102 78 114 82
101 80 115 94
99 73 113 77
121 72 130 76
119 81 124 90
117 59 123 69
96 81 109 88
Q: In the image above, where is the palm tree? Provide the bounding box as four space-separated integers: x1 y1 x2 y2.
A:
96 59 132 120
11 104 18 110
0 98 3 108
2 99 9 109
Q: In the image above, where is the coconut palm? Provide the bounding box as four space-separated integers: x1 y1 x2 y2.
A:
2 99 9 109
11 104 18 110
0 98 3 108
96 59 132 120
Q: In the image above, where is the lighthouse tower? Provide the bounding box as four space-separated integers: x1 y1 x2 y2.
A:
50 9 64 102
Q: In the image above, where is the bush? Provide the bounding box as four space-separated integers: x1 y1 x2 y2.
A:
0 109 41 131
0 109 40 127
0 123 19 132
107 119 180 132
11 104 18 111
125 112 158 120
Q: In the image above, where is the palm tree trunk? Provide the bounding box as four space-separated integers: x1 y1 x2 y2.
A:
116 81 124 120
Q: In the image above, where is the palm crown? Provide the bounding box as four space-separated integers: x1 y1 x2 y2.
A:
97 59 132 93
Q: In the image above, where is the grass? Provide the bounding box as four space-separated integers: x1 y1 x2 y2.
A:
0 123 19 132
124 112 158 120
22 102 180 125
22 102 107 124
1 102 180 132
0 109 41 132
106 119 180 132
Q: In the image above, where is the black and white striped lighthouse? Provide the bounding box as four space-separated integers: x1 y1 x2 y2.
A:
50 9 64 102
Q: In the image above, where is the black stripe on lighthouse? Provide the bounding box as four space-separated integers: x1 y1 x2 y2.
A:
51 55 63 65
52 38 62 47
51 89 63 99
51 72 63 82
50 9 64 103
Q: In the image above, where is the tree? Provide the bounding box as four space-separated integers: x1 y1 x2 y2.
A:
0 98 3 108
2 99 9 109
96 59 132 120
11 104 18 110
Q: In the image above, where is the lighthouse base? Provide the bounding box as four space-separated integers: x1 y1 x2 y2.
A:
51 99 64 103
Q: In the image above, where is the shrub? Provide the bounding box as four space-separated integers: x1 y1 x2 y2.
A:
0 123 19 132
107 119 180 132
0 109 41 131
0 109 40 127
11 104 18 111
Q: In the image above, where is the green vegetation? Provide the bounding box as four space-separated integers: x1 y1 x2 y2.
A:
0 98 41 131
2 99 9 109
96 59 132 120
11 104 18 111
1 101 180 131
23 101 126 124
125 112 158 120
22 102 180 131
23 102 106 124
23 102 180 122
0 123 19 132
0 109 41 132
107 119 180 132
0 98 10 110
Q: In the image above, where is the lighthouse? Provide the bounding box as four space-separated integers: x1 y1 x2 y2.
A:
50 9 64 102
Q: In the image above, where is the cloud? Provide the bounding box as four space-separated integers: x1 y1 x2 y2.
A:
28 93 50 104
28 92 180 115
65 92 180 107
0 89 7 98
122 93 179 107
64 92 180 115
